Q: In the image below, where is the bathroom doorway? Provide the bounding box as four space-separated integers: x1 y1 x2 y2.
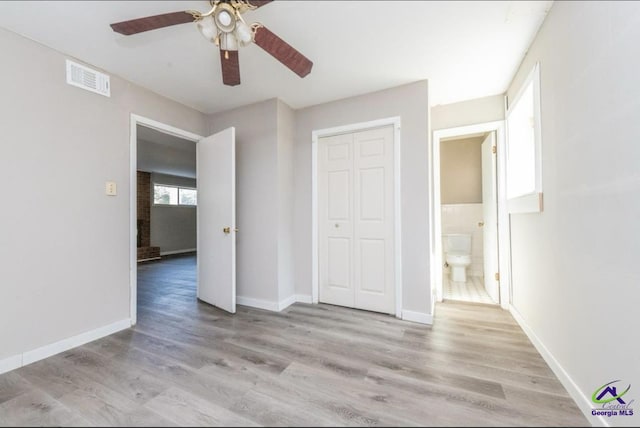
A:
431 122 512 309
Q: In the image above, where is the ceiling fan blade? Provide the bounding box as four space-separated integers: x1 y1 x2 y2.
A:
220 50 241 86
253 26 313 78
248 1 274 8
110 11 194 36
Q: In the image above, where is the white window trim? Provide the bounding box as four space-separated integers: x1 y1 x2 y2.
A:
506 62 543 214
153 183 198 207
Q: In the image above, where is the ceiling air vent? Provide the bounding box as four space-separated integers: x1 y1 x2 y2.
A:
65 59 110 97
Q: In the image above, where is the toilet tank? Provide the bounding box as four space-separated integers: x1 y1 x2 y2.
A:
443 234 472 254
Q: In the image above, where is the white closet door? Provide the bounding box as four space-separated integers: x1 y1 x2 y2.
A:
319 125 395 315
353 126 395 314
319 133 355 308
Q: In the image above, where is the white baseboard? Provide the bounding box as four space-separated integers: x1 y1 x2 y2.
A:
0 318 131 375
237 296 280 312
137 257 161 263
509 305 607 427
401 309 433 325
0 355 22 376
278 295 297 311
295 294 313 304
160 248 196 256
236 295 302 312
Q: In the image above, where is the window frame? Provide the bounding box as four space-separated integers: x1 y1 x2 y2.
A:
153 183 197 207
506 62 543 214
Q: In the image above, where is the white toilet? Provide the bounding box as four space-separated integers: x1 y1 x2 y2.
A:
443 234 472 282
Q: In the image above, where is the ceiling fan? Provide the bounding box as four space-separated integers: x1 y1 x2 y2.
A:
110 0 313 86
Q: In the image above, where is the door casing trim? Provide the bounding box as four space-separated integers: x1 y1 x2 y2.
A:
311 116 402 317
129 114 203 325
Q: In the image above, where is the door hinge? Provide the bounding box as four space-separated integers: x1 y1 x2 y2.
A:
495 272 500 281
492 145 497 154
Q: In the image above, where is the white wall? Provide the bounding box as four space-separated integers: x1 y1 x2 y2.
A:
0 28 206 362
150 173 197 254
293 81 431 316
431 95 505 131
207 99 280 304
506 2 640 426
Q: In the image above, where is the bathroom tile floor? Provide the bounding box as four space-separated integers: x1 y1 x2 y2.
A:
444 274 496 304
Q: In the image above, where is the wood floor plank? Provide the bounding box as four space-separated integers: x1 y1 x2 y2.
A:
0 254 588 426
228 388 339 427
55 378 169 427
0 390 78 427
144 387 259 427
0 372 32 405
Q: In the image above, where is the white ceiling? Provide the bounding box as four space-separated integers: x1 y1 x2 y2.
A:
137 125 196 178
0 1 552 114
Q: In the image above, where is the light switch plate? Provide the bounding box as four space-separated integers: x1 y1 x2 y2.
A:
106 181 117 196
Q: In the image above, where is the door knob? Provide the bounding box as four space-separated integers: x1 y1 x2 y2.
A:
335 223 340 228
224 227 239 234
478 222 485 227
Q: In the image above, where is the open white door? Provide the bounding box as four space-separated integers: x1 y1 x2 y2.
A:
197 127 236 314
481 132 500 303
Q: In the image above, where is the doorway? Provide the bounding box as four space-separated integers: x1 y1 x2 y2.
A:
438 132 497 304
312 117 402 317
431 121 512 309
135 123 199 319
129 115 237 324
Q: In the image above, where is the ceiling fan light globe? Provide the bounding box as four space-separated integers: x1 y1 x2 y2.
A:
197 16 217 42
214 5 237 33
235 21 253 44
218 10 232 27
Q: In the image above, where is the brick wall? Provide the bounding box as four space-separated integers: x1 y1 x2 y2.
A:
137 171 160 261
137 171 151 248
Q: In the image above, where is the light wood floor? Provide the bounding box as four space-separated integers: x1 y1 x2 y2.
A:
0 254 588 427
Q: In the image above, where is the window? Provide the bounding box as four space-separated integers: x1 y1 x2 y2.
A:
506 62 543 213
178 188 197 206
154 184 197 206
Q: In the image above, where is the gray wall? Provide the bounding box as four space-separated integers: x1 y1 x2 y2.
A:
207 100 280 304
137 138 196 179
431 95 505 131
277 100 296 302
440 136 483 204
0 28 206 361
206 99 298 307
294 81 431 316
150 173 197 254
506 1 640 424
